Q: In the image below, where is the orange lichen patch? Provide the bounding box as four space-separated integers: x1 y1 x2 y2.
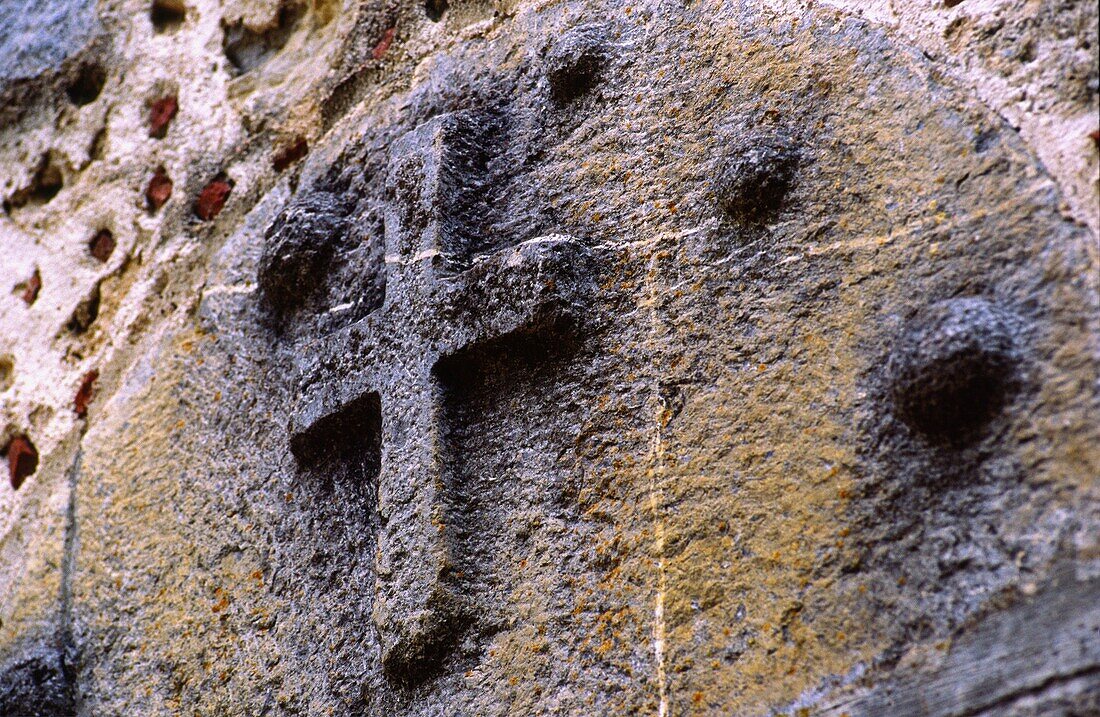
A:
211 594 230 613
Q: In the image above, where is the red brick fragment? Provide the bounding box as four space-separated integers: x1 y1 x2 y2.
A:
89 229 116 262
372 27 396 60
74 369 99 418
146 168 173 210
5 434 38 491
194 174 233 221
20 268 42 305
273 138 308 171
149 95 179 139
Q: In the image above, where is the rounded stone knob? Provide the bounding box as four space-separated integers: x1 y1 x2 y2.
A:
888 297 1021 444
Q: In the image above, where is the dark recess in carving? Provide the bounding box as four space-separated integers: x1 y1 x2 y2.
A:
5 153 63 213
258 191 353 316
389 107 523 272
424 0 448 23
151 0 186 32
66 283 101 335
223 1 304 74
66 63 106 106
431 315 586 672
291 391 382 479
379 595 460 686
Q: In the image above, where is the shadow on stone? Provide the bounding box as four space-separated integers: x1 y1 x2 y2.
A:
0 641 74 717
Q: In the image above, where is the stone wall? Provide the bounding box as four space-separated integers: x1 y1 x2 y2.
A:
1 1 1097 715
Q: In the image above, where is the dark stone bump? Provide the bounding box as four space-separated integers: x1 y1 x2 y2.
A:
716 132 801 223
545 24 609 103
887 297 1021 445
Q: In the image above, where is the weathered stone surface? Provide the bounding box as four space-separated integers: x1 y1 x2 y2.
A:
0 0 1096 715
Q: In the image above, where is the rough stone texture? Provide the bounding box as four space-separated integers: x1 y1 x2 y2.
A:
0 1 1097 716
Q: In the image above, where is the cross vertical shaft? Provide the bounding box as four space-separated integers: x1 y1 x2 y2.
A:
290 111 593 681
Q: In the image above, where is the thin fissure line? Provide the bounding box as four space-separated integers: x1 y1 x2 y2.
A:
645 245 670 717
59 448 83 693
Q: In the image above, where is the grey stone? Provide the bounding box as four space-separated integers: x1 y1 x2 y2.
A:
545 24 609 103
0 0 98 84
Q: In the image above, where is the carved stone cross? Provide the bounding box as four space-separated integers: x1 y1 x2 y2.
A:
288 112 591 680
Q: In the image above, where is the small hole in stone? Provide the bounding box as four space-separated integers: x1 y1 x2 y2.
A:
223 1 304 73
67 284 101 334
944 0 965 7
5 153 64 211
425 0 448 22
66 64 106 106
151 0 186 32
0 355 14 392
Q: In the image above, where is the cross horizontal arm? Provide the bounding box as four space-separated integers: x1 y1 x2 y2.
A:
435 235 594 358
288 319 391 459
